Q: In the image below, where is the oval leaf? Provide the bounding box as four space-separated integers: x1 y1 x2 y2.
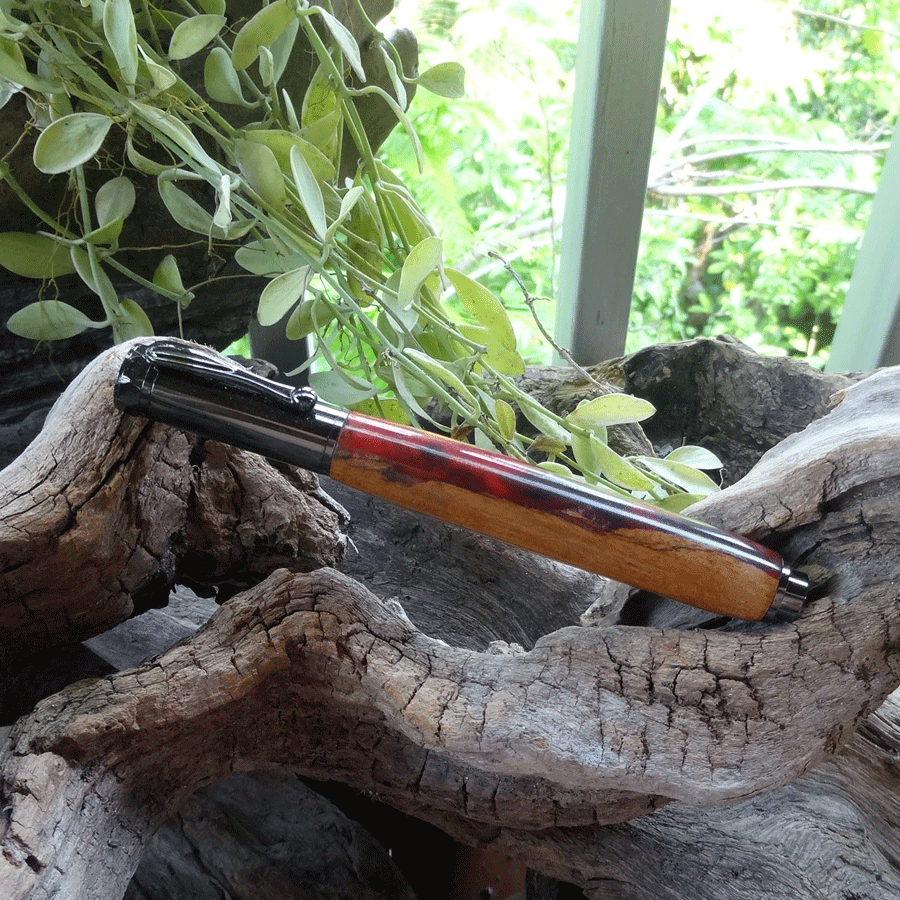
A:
112 298 154 342
494 398 517 441
586 435 657 492
636 456 721 496
403 348 478 408
301 62 339 128
232 0 296 71
0 233 76 279
157 176 214 235
289 144 327 240
130 101 221 174
235 138 285 210
308 369 376 407
416 61 465 98
566 394 655 429
398 236 442 309
314 8 365 81
95 175 135 228
203 46 249 105
0 39 58 92
517 396 569 444
153 254 186 295
8 301 96 341
258 266 311 327
137 46 178 91
33 112 113 174
103 0 139 87
446 266 518 354
665 445 723 470
169 14 226 60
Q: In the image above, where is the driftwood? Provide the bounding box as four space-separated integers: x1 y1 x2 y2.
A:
3 337 900 898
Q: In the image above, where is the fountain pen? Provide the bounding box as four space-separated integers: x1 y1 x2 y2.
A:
114 339 808 622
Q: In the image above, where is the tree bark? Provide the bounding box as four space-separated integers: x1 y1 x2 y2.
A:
3 338 900 899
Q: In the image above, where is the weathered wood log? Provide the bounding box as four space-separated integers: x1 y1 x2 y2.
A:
3 340 900 898
124 770 419 900
0 342 347 662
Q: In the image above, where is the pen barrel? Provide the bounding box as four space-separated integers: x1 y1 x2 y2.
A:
330 413 800 621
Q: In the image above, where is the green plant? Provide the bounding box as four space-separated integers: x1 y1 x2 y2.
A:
0 0 719 504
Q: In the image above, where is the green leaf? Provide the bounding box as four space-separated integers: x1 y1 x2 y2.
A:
527 434 567 456
285 295 317 339
70 245 119 309
169 14 226 60
308 369 377 407
446 266 519 356
380 49 407 110
156 173 251 240
665 445 722 470
403 348 478 408
536 460 576 478
258 266 311 327
137 47 178 92
32 113 113 174
152 254 186 295
232 0 296 71
566 394 655 429
458 323 525 375
235 138 285 210
289 145 327 240
324 184 364 243
203 47 249 105
0 233 76 279
125 134 170 175
103 0 139 87
398 236 442 309
635 456 721 496
583 434 656 492
95 176 135 228
157 175 214 234
267 17 299 86
7 300 97 341
313 8 365 81
243 130 335 181
382 185 434 247
416 62 465 99
257 45 275 87
515 396 569 445
112 298 154 342
494 398 517 441
235 240 315 275
655 493 706 514
130 101 221 174
301 63 339 128
352 398 410 426
0 38 59 92
197 0 226 13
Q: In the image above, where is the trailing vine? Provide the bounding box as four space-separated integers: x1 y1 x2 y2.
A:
0 0 719 505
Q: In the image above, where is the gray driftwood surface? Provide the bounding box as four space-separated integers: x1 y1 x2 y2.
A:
3 336 900 899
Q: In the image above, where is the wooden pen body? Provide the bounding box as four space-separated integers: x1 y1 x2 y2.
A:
329 413 785 620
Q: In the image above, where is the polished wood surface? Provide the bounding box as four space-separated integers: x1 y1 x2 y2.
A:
329 413 785 620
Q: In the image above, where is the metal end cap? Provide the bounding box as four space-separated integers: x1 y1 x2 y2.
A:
765 566 810 623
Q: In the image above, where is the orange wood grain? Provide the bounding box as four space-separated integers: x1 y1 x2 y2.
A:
330 414 784 620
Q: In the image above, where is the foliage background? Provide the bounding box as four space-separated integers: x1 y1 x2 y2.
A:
380 0 900 367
